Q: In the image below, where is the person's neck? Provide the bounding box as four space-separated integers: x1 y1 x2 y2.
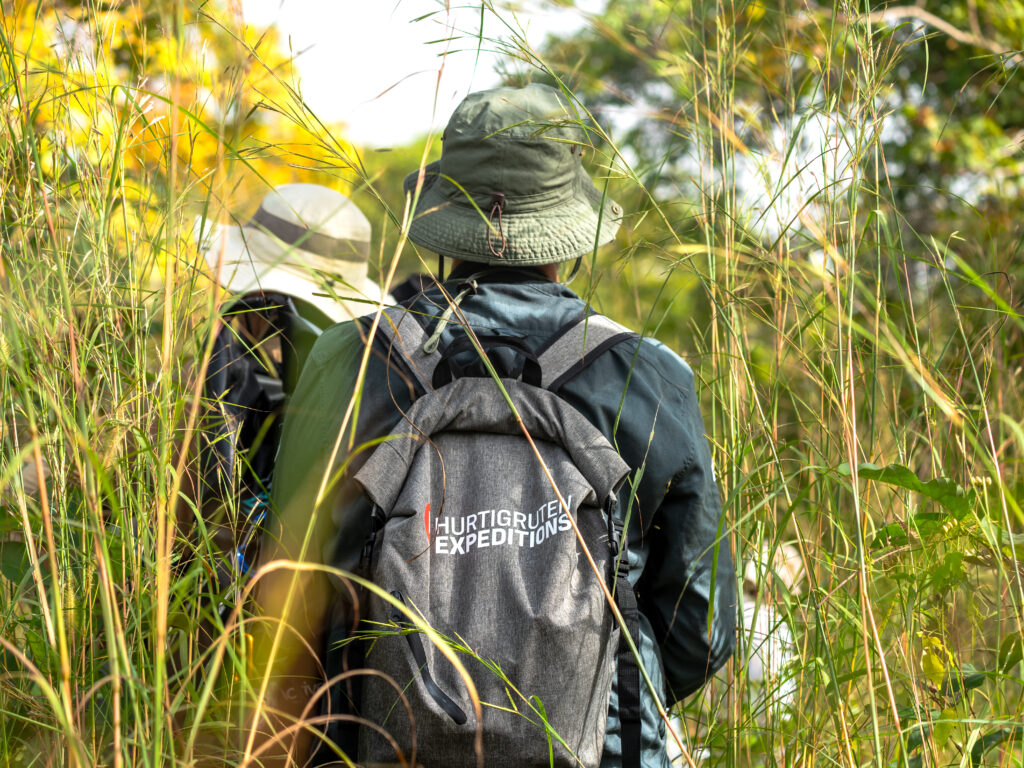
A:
449 258 559 281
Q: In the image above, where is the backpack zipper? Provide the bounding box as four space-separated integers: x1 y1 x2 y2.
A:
389 590 468 725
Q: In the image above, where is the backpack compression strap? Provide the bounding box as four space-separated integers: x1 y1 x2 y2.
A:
613 521 643 768
376 307 636 396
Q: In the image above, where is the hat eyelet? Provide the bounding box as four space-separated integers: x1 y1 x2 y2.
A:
611 203 622 215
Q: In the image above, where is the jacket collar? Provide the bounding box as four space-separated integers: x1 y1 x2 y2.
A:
446 262 555 285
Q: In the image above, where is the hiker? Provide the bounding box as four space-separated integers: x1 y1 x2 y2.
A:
257 84 735 768
194 183 387 596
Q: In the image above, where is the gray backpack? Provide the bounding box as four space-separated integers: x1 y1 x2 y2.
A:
351 305 643 768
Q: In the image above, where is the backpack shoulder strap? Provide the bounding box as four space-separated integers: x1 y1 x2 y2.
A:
373 307 634 395
538 311 643 768
373 305 443 396
537 312 635 392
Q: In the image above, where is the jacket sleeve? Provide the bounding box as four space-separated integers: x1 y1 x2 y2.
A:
637 348 737 701
269 321 367 568
269 316 413 579
251 321 369 764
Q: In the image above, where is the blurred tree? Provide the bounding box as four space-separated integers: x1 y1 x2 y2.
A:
1 0 360 238
351 134 443 281
523 0 1024 244
507 0 1024 425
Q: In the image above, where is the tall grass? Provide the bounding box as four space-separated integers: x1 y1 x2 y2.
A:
1 0 1022 767
565 1 1024 765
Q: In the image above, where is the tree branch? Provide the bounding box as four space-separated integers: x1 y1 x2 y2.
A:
803 3 1022 67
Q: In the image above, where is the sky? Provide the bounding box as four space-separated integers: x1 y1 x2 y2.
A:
236 1 851 252
240 1 603 147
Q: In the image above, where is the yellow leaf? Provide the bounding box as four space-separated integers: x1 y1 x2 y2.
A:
919 633 950 689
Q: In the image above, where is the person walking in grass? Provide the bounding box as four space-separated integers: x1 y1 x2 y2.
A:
10 184 386 579
199 183 386 329
257 84 735 768
193 183 389 598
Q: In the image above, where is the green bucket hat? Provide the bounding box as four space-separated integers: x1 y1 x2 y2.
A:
403 83 622 266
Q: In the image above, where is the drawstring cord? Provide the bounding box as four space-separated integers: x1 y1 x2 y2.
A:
422 278 479 353
565 256 583 283
487 193 506 259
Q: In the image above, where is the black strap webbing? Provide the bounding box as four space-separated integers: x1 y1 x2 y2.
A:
374 306 635 398
614 528 643 768
537 312 633 389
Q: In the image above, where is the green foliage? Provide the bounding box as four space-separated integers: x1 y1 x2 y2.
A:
513 0 1024 765
351 135 443 280
1 0 1024 766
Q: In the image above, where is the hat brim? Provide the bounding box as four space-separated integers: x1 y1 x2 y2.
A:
402 161 622 266
200 223 384 323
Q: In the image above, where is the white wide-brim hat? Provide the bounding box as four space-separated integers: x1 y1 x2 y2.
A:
198 184 385 323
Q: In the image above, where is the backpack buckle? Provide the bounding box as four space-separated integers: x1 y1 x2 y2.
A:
359 506 387 574
610 516 625 552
